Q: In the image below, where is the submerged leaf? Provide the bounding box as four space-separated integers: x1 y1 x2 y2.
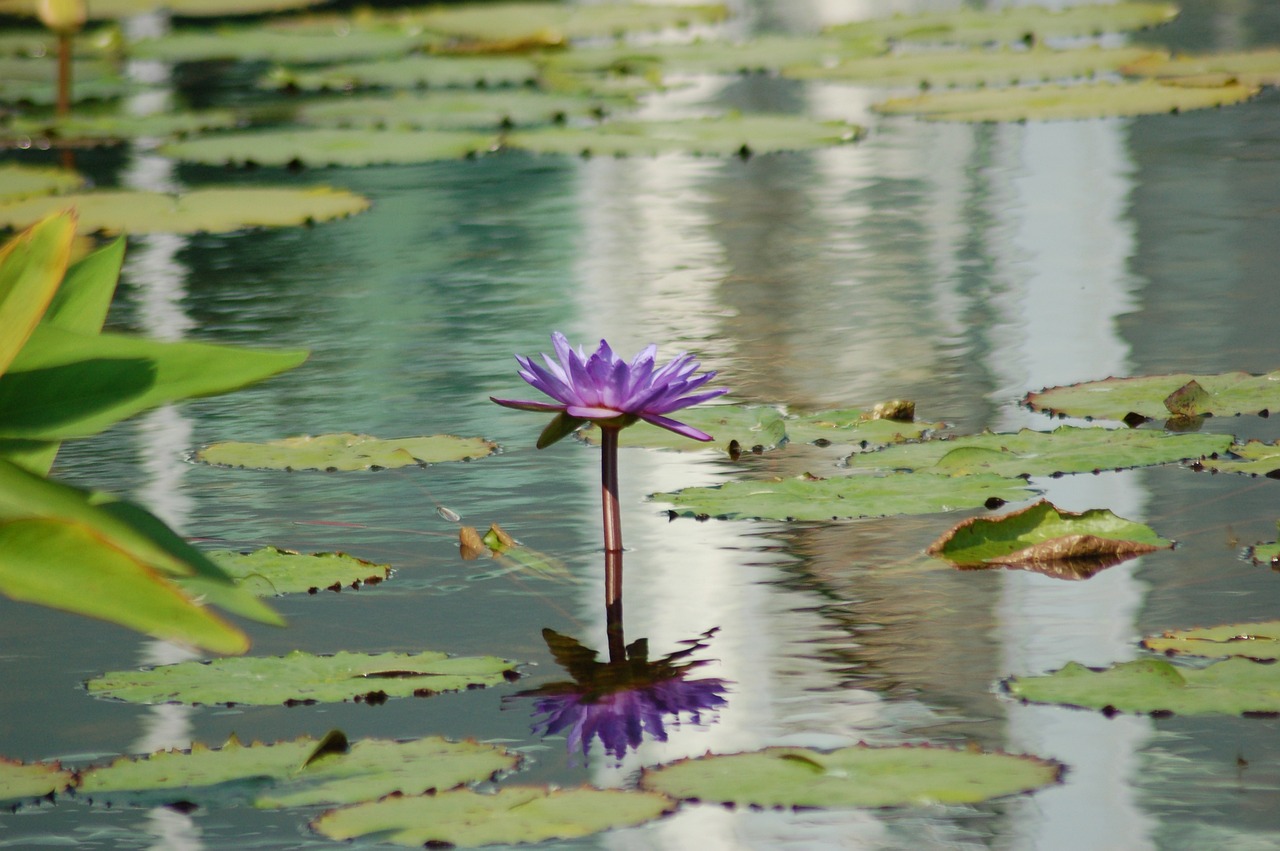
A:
927 499 1170 576
1004 656 1280 716
1141 622 1280 660
1027 371 1280 420
478 523 572 579
207 547 391 596
311 786 675 847
195 433 497 471
0 757 73 805
86 649 518 706
77 734 518 808
640 744 1061 808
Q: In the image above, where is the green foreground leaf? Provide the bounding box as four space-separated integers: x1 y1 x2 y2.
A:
0 211 73 377
312 786 675 847
86 649 518 705
1004 656 1280 716
1141 622 1280 660
640 744 1062 808
195 433 497 471
208 547 392 595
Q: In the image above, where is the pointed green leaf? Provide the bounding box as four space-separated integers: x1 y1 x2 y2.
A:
40 236 122 334
86 649 518 705
0 757 73 805
1141 622 1280 660
0 211 74 377
311 786 675 847
640 744 1061 808
1027 372 1280 420
535 412 588 449
195 433 496 471
207 547 392 596
0 326 308 440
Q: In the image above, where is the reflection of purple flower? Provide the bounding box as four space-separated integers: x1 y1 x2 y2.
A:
491 332 727 445
513 628 729 762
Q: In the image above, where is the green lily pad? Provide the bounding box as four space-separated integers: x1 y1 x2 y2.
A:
206 547 391 595
579 405 785 452
0 164 83 202
86 649 518 706
874 80 1258 122
0 187 370 234
843 426 1232 478
1004 656 1280 716
0 0 332 19
263 55 540 92
786 404 939 447
640 744 1061 808
1026 372 1280 421
405 2 728 42
926 499 1170 572
130 26 435 64
296 90 628 131
784 46 1163 88
827 2 1179 46
311 786 675 847
546 35 857 77
160 128 496 167
1141 622 1280 660
506 115 863 157
1193 440 1280 477
0 57 130 106
654 472 1030 521
4 109 238 143
0 757 73 805
1122 48 1280 87
78 732 518 808
194 433 497 471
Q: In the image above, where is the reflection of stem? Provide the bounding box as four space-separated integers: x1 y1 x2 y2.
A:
56 32 71 118
600 425 622 554
605 548 624 663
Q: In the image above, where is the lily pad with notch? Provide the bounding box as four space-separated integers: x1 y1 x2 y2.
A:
206 547 392 596
311 785 676 847
1026 371 1280 420
76 732 518 808
639 744 1062 808
1142 622 1280 661
86 649 518 706
194 433 497 471
0 757 73 805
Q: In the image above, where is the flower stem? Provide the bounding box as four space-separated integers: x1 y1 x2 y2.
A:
605 548 625 662
56 32 71 118
600 425 622 556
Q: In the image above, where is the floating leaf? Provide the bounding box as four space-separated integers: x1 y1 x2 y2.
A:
0 56 129 104
506 115 863 157
1004 657 1280 716
195 433 497 471
0 164 83 202
1141 622 1280 661
207 547 391 596
405 2 728 42
0 188 370 234
161 128 496 167
926 499 1170 576
1123 48 1280 88
1250 540 1280 565
264 55 540 92
311 786 675 847
4 110 238 143
843 426 1231 478
86 649 518 706
296 90 628 131
786 405 938 447
130 26 434 64
655 472 1030 521
827 2 1179 46
0 211 72 377
874 80 1258 122
1026 371 1280 421
0 757 73 804
77 733 518 808
0 0 332 19
547 35 856 77
785 46 1162 87
640 744 1061 808
580 405 786 453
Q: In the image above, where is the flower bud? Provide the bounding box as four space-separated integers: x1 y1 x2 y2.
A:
37 0 86 34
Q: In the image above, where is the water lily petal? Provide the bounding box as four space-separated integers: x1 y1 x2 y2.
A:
490 396 567 413
640 412 715 441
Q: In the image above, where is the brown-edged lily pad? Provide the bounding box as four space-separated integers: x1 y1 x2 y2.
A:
86 649 518 706
195 433 497 471
207 547 391 596
1122 48 1280 88
927 499 1170 577
0 757 73 805
640 744 1062 808
1027 372 1280 420
1141 622 1280 661
311 786 675 847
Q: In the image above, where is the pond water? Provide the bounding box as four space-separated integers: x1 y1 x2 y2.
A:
5 0 1280 848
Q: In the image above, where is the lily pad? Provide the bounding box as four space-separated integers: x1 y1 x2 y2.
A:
0 57 129 105
473 523 572 580
0 164 83 201
405 2 729 42
843 426 1231 478
1004 656 1280 716
640 744 1061 808
0 0 332 19
580 405 786 452
1027 372 1280 421
311 786 675 847
194 433 497 471
296 90 627 131
160 128 496 166
263 55 540 92
1122 48 1280 88
874 80 1258 122
654 472 1030 521
0 188 371 234
0 757 73 804
1141 622 1280 660
78 732 518 808
784 46 1163 88
207 547 391 595
86 649 518 706
926 499 1170 572
506 115 863 157
827 2 1179 46
786 404 939 447
130 26 435 64
546 35 856 77
4 110 239 143
1193 440 1280 477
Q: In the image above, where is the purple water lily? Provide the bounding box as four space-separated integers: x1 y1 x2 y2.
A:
491 332 727 447
492 333 726 557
